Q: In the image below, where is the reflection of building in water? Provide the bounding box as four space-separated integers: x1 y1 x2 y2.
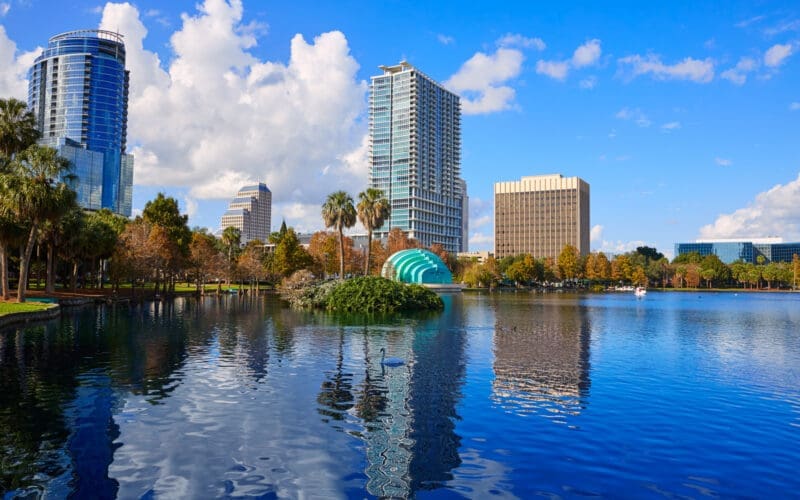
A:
492 298 591 422
356 300 468 497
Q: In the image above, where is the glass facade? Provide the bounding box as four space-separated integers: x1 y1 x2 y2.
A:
675 241 800 264
369 62 465 254
28 30 133 217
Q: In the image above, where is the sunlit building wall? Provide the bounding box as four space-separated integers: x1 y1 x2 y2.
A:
494 174 590 259
28 29 133 216
369 61 465 253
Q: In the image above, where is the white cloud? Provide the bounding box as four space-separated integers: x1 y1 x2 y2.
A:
699 173 800 240
0 25 42 98
764 43 793 67
661 121 681 131
572 39 601 67
579 76 597 89
535 59 569 80
735 15 766 29
615 107 651 127
94 0 369 232
721 56 758 85
790 102 800 110
617 54 714 83
437 33 455 45
715 157 732 166
446 48 523 114
472 215 491 229
469 232 494 248
595 239 648 255
590 224 603 243
183 196 198 219
764 19 800 36
496 33 545 51
0 3 10 16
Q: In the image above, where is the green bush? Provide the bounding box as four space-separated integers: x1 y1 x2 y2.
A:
325 276 444 313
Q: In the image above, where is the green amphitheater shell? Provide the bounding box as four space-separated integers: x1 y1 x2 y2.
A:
381 249 453 285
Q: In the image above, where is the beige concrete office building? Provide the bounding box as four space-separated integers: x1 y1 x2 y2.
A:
220 183 272 244
494 174 590 259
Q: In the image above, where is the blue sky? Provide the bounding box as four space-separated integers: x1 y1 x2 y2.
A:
1 0 799 257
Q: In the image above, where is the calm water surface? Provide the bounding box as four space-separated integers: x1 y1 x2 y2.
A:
1 292 799 498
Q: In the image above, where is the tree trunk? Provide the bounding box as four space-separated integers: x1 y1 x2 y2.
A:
70 261 78 291
45 243 55 294
18 222 39 303
0 243 8 300
338 226 345 280
364 229 372 276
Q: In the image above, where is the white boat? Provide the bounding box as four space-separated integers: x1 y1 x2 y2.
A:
634 286 647 297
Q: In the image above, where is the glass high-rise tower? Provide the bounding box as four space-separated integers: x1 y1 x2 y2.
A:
369 61 465 254
27 29 133 216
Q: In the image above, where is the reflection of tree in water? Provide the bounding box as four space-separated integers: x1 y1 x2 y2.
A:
0 321 119 497
317 328 355 423
354 329 386 423
491 296 591 424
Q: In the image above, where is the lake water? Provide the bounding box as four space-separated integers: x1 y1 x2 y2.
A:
1 291 799 498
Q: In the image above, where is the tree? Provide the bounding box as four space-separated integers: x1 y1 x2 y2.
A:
685 264 701 288
321 191 356 279
83 209 122 289
356 188 390 276
1 145 75 302
142 193 192 256
700 254 730 288
636 246 665 263
273 227 313 278
221 226 241 284
386 227 418 255
558 244 582 280
793 254 800 290
632 265 648 286
611 254 633 283
110 220 151 296
0 98 39 160
429 243 450 269
189 231 224 293
0 98 40 300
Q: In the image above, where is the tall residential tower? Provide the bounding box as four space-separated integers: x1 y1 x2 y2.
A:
494 174 590 259
369 61 465 254
28 30 133 216
220 183 272 244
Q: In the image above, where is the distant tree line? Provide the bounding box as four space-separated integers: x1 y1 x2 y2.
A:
457 244 800 290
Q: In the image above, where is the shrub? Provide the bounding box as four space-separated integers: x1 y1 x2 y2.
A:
325 276 443 313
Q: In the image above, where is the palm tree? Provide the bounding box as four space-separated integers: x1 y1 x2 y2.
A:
0 98 40 300
322 191 356 279
221 226 241 286
2 145 74 302
0 98 39 160
357 188 390 276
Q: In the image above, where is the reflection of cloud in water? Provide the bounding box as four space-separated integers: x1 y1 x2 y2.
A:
492 298 591 425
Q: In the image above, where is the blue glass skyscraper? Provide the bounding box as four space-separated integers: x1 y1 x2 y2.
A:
27 30 133 216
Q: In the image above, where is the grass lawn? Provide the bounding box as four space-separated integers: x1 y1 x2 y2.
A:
0 301 54 316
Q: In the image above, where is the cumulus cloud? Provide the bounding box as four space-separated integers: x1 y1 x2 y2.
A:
721 56 758 85
0 2 10 16
764 43 793 67
496 33 545 51
699 173 800 240
617 54 714 83
536 39 602 81
615 107 651 127
535 59 569 80
594 239 649 255
95 1 368 230
572 39 602 67
0 25 42 98
590 224 603 242
715 157 732 166
446 47 523 114
469 232 493 248
790 102 800 110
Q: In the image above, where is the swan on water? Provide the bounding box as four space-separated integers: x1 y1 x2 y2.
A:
380 347 404 367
